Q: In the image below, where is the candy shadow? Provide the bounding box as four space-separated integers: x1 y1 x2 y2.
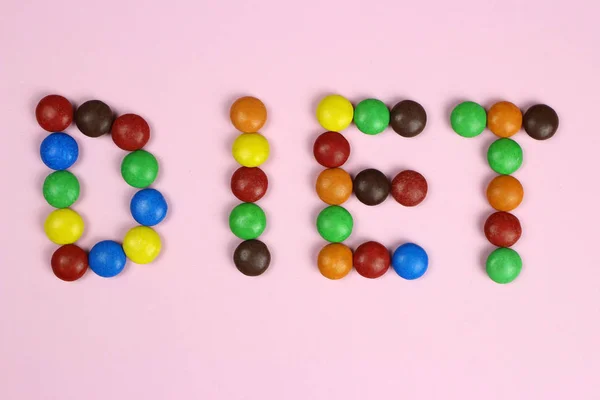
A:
444 98 468 121
479 245 495 276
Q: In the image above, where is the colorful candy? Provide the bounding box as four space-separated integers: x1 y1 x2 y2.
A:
450 101 487 138
51 244 88 282
111 114 150 151
317 243 353 280
233 239 271 276
121 150 159 188
123 226 162 264
391 170 428 207
43 171 80 208
353 168 390 206
44 209 84 245
36 94 73 132
487 101 522 138
354 98 390 135
230 96 267 133
130 188 168 226
390 100 427 137
484 212 522 247
486 175 524 211
391 243 428 280
230 167 268 203
316 95 354 132
353 241 390 279
487 138 523 175
232 133 270 167
74 100 114 137
229 203 267 240
315 168 353 205
40 132 79 170
316 206 353 243
523 104 559 140
486 247 522 284
313 131 350 168
88 240 127 278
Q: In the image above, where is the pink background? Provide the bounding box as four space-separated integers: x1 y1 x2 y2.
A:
1 0 599 399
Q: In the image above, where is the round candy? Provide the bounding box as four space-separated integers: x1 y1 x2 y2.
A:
232 133 270 167
123 226 162 264
487 138 523 175
354 98 390 135
392 243 428 280
40 132 79 170
523 104 559 140
450 101 487 138
229 203 267 240
315 168 352 205
313 131 350 168
486 247 522 284
316 95 354 132
353 241 390 279
111 113 150 151
36 94 73 132
51 244 88 282
316 206 353 243
354 168 390 206
487 101 522 138
484 211 522 247
44 209 84 245
75 100 114 138
230 97 267 133
121 150 159 188
88 240 126 278
130 188 168 226
390 100 427 137
233 239 271 276
391 170 428 207
317 243 353 280
43 170 80 208
487 175 524 211
231 167 268 203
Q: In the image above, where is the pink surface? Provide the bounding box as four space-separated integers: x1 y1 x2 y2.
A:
1 1 599 399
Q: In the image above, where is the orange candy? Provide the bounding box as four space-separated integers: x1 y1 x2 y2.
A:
487 175 524 211
316 168 353 205
318 243 353 280
487 101 522 138
230 96 267 133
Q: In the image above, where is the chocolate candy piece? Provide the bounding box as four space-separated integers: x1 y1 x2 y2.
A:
523 104 559 140
353 241 390 279
486 247 522 284
231 167 268 203
390 100 427 137
51 244 88 281
354 98 390 135
391 170 428 206
487 101 522 138
317 243 353 280
229 203 267 240
75 100 114 137
36 94 73 132
111 113 150 150
487 138 523 175
487 175 524 212
315 168 352 205
316 206 353 243
313 131 351 168
233 239 271 276
230 97 267 133
484 211 522 247
353 168 390 206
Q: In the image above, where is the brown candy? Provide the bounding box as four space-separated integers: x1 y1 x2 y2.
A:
75 100 114 137
233 240 271 276
353 168 390 206
523 104 559 140
390 100 427 137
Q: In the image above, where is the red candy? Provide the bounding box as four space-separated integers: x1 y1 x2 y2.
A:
36 95 73 132
111 114 150 151
51 244 89 281
391 170 428 206
484 211 522 247
313 131 350 168
231 167 268 202
353 241 390 278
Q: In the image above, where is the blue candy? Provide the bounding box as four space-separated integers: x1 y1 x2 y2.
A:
40 132 79 170
130 188 168 226
89 240 127 278
392 243 428 280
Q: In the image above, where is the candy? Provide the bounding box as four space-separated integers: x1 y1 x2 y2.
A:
315 168 353 205
40 132 78 170
390 100 427 137
44 208 84 244
75 100 114 138
354 98 390 135
230 167 268 203
523 104 559 140
316 95 354 132
229 203 267 240
487 138 523 175
130 188 168 226
313 131 350 168
111 114 150 151
233 239 271 276
392 243 428 280
43 170 80 208
317 243 353 280
88 240 127 277
121 150 159 188
36 95 73 132
353 168 390 206
232 133 270 167
391 170 428 207
123 226 162 264
51 244 88 281
487 101 522 138
486 247 522 284
230 96 267 133
486 175 524 211
484 211 522 247
450 101 487 138
353 241 390 279
316 205 353 242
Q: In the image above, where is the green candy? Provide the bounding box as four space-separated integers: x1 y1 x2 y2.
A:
354 99 390 135
121 150 159 188
229 203 266 240
451 101 487 138
43 170 80 208
486 247 522 284
316 206 353 242
487 138 523 174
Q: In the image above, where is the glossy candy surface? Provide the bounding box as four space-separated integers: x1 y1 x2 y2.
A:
51 244 88 281
111 114 150 151
353 241 390 279
313 131 350 168
484 211 522 247
44 209 84 244
487 175 524 211
230 97 267 133
317 243 353 280
40 132 79 170
487 101 522 138
316 206 353 243
123 226 162 264
390 100 427 137
354 98 390 135
75 100 113 137
316 95 354 132
88 240 126 278
315 168 353 205
36 95 73 132
43 170 80 208
392 243 428 280
353 168 390 206
487 138 523 175
232 133 270 167
523 104 559 140
391 170 428 206
130 188 168 226
233 239 271 276
230 167 268 203
486 247 522 284
229 203 267 240
121 150 159 188
451 101 487 138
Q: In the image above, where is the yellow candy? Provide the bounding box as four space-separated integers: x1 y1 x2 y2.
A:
316 94 354 131
44 209 84 244
232 133 270 167
123 226 162 264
